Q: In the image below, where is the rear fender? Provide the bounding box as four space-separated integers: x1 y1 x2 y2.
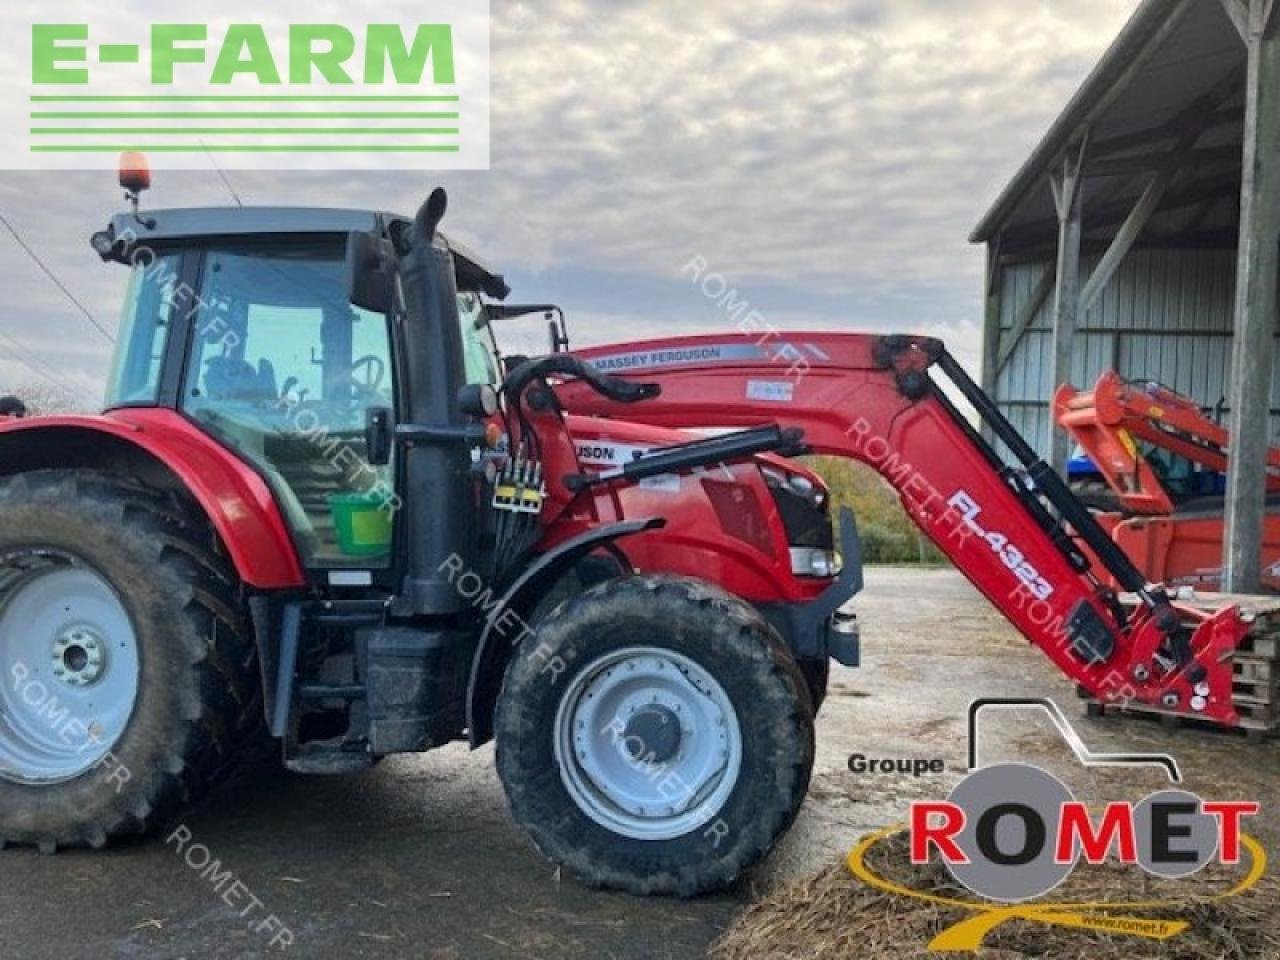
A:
0 411 305 588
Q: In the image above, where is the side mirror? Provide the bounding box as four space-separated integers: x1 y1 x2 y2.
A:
346 230 396 315
364 406 393 466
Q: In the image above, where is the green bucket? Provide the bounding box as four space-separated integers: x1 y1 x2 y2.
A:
328 492 393 557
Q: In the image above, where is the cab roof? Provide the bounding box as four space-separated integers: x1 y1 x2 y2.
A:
107 206 507 298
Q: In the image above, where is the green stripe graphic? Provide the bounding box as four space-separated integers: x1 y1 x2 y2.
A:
30 95 459 102
31 144 463 153
31 128 460 136
31 111 459 119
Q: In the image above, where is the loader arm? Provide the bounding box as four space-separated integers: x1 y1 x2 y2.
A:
556 332 1249 727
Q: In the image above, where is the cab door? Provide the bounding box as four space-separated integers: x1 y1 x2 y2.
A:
181 241 398 571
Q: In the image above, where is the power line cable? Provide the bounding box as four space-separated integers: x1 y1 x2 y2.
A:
0 212 115 344
0 326 93 399
0 325 82 391
0 334 95 409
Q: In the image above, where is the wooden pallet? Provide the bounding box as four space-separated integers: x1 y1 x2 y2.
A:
1233 657 1272 684
1086 700 1276 739
1095 590 1280 738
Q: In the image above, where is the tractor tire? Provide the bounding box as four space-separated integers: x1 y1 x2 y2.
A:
495 575 814 896
0 470 259 852
797 657 830 714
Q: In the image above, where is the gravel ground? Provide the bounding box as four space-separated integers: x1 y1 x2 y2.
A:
1 566 1275 959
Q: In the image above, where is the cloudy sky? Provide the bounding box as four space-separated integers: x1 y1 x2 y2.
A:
0 0 1142 409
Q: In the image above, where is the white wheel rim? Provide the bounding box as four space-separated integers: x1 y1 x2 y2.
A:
553 646 743 841
0 558 140 784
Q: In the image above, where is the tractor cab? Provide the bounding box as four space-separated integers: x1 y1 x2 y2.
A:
95 204 506 577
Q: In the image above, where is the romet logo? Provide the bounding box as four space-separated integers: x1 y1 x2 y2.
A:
8 2 489 171
846 699 1267 952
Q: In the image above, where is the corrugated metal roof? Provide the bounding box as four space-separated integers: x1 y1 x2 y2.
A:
971 0 1244 245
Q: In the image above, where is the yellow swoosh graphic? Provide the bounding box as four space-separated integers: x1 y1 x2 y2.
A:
845 824 1266 953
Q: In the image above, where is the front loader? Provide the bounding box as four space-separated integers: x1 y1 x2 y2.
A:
0 163 1270 898
560 334 1277 735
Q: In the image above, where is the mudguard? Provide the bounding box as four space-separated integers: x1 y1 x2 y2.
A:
465 517 665 747
0 409 305 588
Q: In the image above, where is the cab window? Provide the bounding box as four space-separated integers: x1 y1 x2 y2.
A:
457 291 498 385
182 243 397 568
104 253 182 407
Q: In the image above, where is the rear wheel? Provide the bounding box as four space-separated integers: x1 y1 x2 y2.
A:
495 575 814 896
0 471 259 851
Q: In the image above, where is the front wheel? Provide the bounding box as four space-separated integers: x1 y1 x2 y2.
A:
495 575 814 896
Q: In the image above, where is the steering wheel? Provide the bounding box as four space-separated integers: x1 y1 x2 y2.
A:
351 354 386 392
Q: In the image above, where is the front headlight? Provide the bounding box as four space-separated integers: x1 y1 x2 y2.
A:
789 547 842 578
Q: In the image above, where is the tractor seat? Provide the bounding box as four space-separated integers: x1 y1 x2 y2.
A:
202 356 278 403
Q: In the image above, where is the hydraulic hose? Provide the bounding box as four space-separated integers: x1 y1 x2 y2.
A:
501 354 661 405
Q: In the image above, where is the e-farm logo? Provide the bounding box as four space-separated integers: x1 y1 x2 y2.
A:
10 2 489 170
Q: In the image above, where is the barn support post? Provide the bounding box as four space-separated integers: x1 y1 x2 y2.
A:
1079 170 1171 314
980 237 1003 442
1048 138 1087 475
1224 0 1280 593
980 237 1003 394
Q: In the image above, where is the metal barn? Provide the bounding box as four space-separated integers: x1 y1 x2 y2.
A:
972 0 1279 591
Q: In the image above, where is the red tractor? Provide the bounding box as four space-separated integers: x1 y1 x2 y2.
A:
0 166 1272 896
0 173 853 895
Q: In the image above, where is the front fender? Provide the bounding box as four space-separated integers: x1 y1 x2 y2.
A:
0 409 305 588
465 517 664 747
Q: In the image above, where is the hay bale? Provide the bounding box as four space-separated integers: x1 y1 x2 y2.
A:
711 832 1280 960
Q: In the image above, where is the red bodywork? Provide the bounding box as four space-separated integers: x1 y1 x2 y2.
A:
0 409 305 588
554 332 1251 728
556 416 827 603
1056 372 1280 592
0 407 820 607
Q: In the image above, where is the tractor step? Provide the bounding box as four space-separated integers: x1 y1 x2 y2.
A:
284 742 376 775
